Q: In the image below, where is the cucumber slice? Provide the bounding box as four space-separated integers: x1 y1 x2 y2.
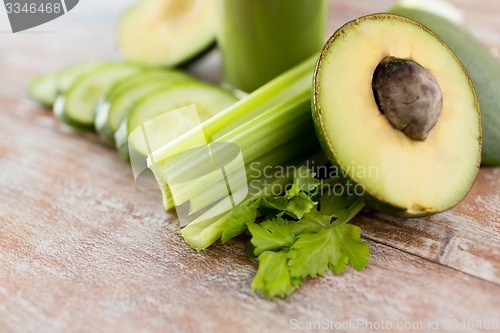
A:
28 61 102 106
95 70 193 145
115 81 238 160
117 0 217 67
54 63 145 131
28 73 58 106
105 70 191 103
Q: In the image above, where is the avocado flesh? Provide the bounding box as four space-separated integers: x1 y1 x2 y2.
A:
118 0 216 67
313 14 481 217
389 7 500 166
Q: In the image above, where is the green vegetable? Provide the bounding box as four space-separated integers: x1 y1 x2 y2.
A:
54 63 145 131
221 167 370 298
115 81 239 161
248 218 296 256
27 21 374 300
28 72 59 107
28 61 102 106
95 70 192 145
252 251 299 298
149 54 321 214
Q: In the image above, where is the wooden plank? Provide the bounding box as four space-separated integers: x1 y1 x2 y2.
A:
354 167 500 284
2 221 499 333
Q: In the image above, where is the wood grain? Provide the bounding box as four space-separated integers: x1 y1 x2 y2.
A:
355 167 500 285
0 1 499 332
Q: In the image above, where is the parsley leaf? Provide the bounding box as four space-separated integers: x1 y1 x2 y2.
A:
248 218 295 255
319 192 357 217
287 166 321 196
284 192 317 219
187 167 371 299
288 228 342 278
289 210 331 236
288 224 370 278
259 196 288 217
252 251 301 298
335 224 371 271
221 199 260 243
260 167 320 219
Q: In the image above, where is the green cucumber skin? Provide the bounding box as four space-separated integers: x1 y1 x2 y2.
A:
114 82 238 161
53 95 95 131
116 126 132 162
56 63 146 130
389 7 500 166
104 69 191 102
97 122 115 145
94 100 117 144
95 71 193 146
27 62 104 107
28 73 58 107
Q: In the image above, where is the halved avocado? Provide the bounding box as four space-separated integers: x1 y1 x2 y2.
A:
312 14 481 217
117 0 216 67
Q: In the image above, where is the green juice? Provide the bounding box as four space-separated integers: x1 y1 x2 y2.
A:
217 0 328 92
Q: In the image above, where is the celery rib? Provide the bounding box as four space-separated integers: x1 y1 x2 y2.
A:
148 54 321 224
149 54 318 163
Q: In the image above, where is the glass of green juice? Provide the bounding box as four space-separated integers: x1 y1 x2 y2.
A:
216 0 329 93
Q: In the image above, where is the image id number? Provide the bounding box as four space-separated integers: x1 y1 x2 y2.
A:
5 2 62 14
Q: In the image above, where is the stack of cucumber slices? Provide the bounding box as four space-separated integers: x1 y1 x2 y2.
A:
29 62 238 162
28 0 237 163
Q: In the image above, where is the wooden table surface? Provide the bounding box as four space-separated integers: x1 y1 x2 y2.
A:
1 1 499 332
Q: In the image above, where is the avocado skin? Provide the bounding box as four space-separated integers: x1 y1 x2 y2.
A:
389 7 500 166
177 41 217 69
311 14 480 218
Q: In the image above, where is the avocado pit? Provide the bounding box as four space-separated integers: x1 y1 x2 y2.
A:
372 56 443 141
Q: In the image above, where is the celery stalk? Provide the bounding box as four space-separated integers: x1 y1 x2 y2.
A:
159 93 316 210
181 176 291 250
170 134 319 214
149 55 319 208
148 55 322 248
181 152 326 250
151 54 318 159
